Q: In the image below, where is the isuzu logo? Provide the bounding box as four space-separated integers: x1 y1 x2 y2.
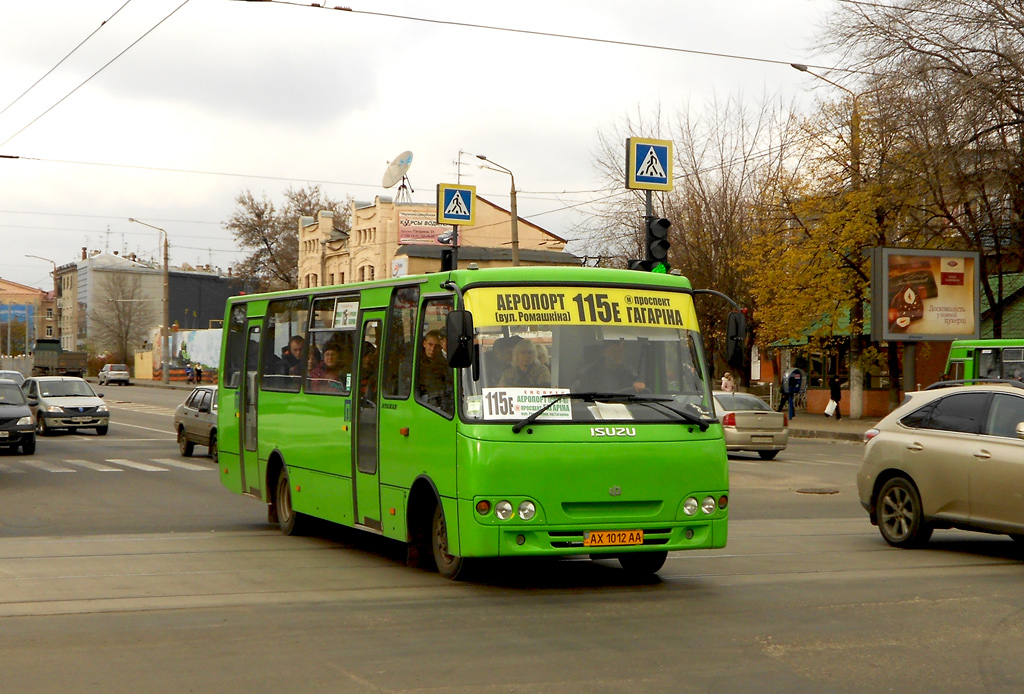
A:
590 426 636 437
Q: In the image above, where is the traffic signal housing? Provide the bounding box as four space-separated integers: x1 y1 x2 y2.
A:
645 217 671 272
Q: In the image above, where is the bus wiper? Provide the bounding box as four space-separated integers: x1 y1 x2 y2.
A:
511 391 710 434
628 397 711 431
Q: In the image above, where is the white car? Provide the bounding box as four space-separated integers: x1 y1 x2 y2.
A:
713 391 789 460
22 376 110 436
98 363 131 386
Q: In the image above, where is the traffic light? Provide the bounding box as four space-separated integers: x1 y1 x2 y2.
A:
645 217 671 271
628 258 653 271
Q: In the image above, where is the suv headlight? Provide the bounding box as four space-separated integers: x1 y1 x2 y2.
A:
17 416 32 425
46 405 64 413
97 404 109 413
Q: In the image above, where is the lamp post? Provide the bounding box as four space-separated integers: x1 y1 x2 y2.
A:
475 154 520 266
128 218 171 385
25 254 58 350
791 63 868 419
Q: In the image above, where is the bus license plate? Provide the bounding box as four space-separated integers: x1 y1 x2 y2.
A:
583 530 643 547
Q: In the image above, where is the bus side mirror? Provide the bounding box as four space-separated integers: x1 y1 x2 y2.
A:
725 310 746 370
446 310 475 369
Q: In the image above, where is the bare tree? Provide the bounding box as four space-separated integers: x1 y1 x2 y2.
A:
225 185 352 291
88 271 155 364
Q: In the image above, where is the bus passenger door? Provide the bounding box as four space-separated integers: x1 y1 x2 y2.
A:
354 314 383 529
239 322 262 497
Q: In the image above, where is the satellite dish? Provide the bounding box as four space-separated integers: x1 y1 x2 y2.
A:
382 151 414 189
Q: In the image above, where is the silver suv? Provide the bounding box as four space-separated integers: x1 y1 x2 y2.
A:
858 380 1024 548
22 376 110 436
98 363 131 386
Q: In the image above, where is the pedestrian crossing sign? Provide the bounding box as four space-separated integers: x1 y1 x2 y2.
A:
626 137 673 191
437 184 476 226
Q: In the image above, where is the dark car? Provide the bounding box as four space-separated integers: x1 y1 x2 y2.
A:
174 385 217 461
0 379 37 454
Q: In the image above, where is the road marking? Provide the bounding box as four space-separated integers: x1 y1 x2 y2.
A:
106 458 168 472
21 460 76 473
112 421 176 436
150 457 211 471
64 459 122 472
0 462 26 473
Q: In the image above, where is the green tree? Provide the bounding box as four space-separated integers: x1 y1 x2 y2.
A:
225 185 352 291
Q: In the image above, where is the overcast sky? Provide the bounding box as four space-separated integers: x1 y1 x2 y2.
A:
0 0 837 291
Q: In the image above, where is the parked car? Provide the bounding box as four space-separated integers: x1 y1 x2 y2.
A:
0 378 36 454
22 376 109 436
98 363 131 386
174 385 217 461
712 391 788 460
858 381 1024 548
0 370 26 386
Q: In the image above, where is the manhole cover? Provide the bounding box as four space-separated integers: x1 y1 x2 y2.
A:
797 488 840 495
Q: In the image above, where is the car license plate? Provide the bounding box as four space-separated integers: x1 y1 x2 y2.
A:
0 431 8 438
73 417 91 423
751 435 773 444
583 530 643 547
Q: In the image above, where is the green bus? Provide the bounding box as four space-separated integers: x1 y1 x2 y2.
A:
945 339 1024 381
217 265 731 579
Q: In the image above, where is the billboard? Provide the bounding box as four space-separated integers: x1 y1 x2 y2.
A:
398 209 449 245
870 248 980 342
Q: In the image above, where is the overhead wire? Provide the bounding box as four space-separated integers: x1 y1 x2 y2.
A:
0 0 192 149
0 0 135 119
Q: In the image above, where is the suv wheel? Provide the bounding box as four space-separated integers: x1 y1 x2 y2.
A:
876 476 933 548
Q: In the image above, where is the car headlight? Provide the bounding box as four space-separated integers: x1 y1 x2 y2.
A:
495 500 513 521
16 416 32 425
97 404 109 413
518 500 536 521
683 497 699 516
701 496 717 514
46 405 64 413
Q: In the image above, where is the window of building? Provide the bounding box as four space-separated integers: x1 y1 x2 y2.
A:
45 326 53 337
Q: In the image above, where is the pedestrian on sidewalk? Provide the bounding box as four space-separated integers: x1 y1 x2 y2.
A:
828 376 842 421
720 372 736 392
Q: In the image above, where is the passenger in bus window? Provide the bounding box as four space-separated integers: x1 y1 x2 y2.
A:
284 335 305 375
573 341 645 393
499 339 551 388
309 344 346 392
535 343 549 368
483 335 520 386
417 331 452 404
361 343 379 400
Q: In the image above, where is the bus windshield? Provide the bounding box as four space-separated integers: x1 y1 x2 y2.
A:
459 285 713 424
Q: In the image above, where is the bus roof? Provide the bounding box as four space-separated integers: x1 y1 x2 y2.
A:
227 265 695 303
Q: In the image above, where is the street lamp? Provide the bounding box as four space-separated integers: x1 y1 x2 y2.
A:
128 218 171 385
475 154 520 266
25 254 58 349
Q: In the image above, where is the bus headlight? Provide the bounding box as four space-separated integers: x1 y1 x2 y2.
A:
683 497 699 516
701 496 716 514
495 500 513 521
518 501 536 521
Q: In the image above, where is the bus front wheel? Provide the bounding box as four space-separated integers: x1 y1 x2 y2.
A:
432 504 470 580
617 551 667 575
275 467 308 536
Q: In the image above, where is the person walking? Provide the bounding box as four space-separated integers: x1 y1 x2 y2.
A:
828 376 842 420
720 372 736 392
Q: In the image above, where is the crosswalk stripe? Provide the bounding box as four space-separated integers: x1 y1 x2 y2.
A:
0 462 26 473
105 458 168 472
22 460 76 473
65 459 123 472
150 457 211 471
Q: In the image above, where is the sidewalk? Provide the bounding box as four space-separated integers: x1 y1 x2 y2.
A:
786 412 876 443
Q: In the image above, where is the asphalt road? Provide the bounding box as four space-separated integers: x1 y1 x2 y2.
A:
1 385 1022 693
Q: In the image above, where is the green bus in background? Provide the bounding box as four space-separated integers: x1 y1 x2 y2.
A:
945 339 1024 381
217 265 733 579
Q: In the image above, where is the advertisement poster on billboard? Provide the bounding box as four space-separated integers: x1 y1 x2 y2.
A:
871 248 980 341
398 210 448 245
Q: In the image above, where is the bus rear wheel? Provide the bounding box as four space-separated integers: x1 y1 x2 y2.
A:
432 504 470 580
617 551 667 575
275 467 308 536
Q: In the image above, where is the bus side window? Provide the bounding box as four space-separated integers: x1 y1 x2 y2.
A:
415 297 454 417
382 287 419 400
260 298 309 393
223 305 247 389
